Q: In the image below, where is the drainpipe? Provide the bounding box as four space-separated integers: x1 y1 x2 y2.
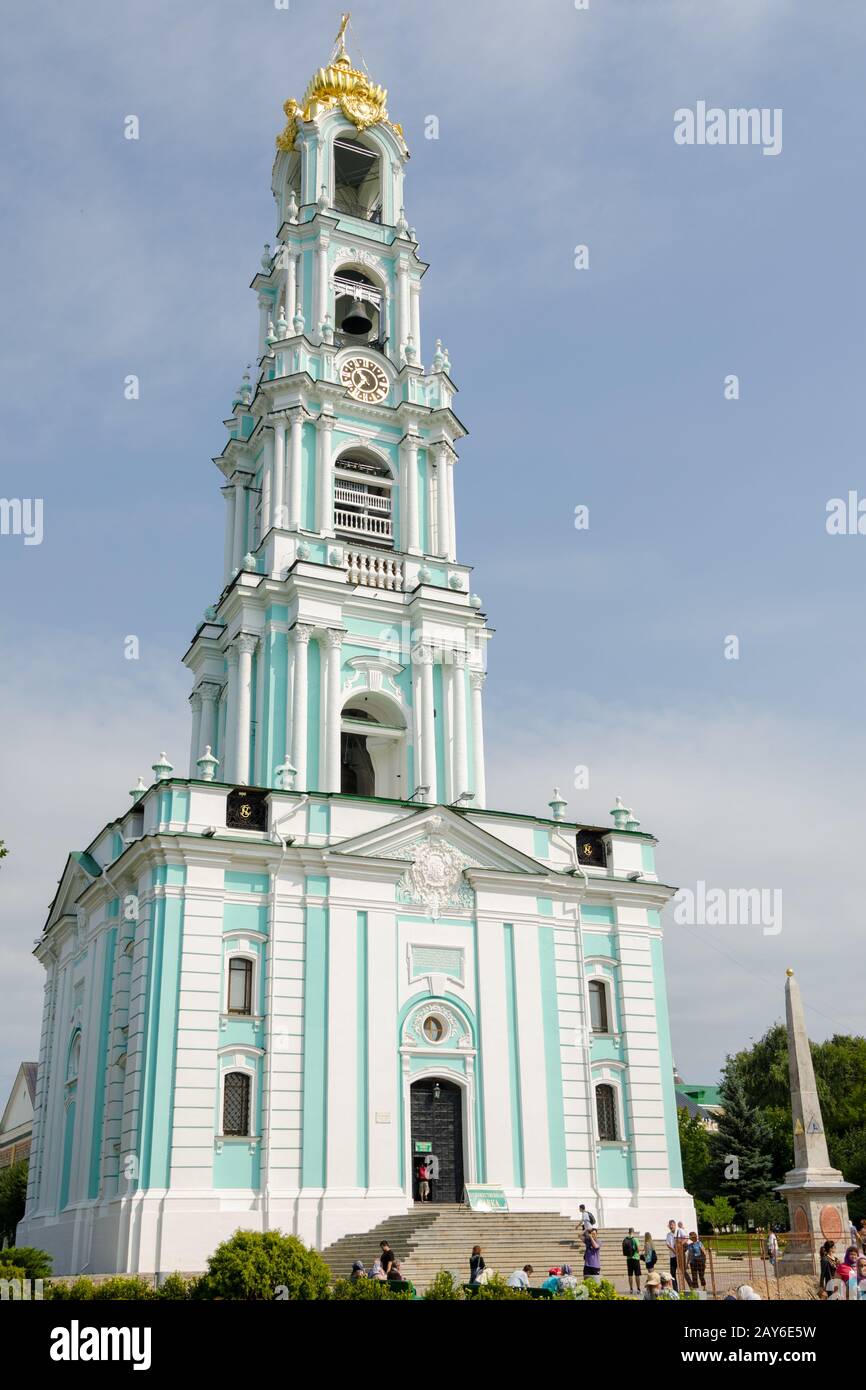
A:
263 793 309 1232
549 828 601 1219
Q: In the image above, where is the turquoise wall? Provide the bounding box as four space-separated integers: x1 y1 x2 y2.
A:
503 923 525 1188
138 867 186 1190
650 935 684 1187
538 925 568 1188
302 885 329 1186
306 637 322 790
87 927 117 1199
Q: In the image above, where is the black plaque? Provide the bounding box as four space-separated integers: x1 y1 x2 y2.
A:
576 830 607 868
226 788 269 832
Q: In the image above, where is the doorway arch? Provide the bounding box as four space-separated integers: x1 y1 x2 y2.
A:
340 689 406 799
409 1076 466 1205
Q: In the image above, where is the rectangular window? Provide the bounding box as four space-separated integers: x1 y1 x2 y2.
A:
228 957 253 1015
596 1083 618 1142
223 1072 251 1136
589 979 609 1033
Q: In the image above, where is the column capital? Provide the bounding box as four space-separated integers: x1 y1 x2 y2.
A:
198 680 222 703
189 689 203 711
231 632 258 657
323 627 345 649
415 641 436 665
469 669 486 692
452 648 469 669
315 411 336 432
293 622 315 645
288 405 309 426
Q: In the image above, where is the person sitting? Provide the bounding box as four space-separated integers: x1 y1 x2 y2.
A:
541 1267 563 1293
368 1257 386 1281
350 1260 366 1281
506 1264 533 1288
558 1264 579 1291
736 1284 761 1300
658 1271 679 1300
643 1272 661 1300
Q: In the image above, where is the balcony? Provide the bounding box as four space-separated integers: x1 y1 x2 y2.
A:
334 508 393 542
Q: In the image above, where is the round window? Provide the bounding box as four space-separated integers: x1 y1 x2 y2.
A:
422 1015 446 1044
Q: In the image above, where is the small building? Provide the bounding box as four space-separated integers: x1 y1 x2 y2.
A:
0 1063 38 1169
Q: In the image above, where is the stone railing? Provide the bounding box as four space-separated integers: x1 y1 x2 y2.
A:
346 549 403 590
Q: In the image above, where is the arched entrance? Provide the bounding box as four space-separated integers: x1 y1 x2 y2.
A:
410 1077 465 1204
340 690 406 799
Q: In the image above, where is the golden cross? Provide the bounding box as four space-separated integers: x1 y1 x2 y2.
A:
335 12 351 58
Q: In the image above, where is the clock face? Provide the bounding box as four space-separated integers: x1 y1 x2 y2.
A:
340 356 389 404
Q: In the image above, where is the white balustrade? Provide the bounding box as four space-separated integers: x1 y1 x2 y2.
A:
345 549 403 590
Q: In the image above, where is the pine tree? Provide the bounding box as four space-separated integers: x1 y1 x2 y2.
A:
710 1073 775 1221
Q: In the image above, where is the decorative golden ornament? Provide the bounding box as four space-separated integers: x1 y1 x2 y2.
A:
275 26 406 152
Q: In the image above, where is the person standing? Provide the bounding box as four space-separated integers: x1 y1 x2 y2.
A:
578 1203 597 1230
665 1219 680 1290
469 1245 485 1283
641 1233 658 1275
418 1158 431 1202
583 1228 601 1284
622 1228 641 1295
766 1229 779 1272
819 1241 837 1292
685 1231 707 1291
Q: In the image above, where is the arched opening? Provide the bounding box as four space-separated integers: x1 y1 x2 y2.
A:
333 268 384 349
334 450 394 546
333 135 382 222
223 1071 252 1137
409 1076 465 1204
340 690 406 799
595 1082 618 1141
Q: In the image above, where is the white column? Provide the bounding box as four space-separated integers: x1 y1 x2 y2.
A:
411 651 424 794
224 647 239 779
323 629 344 792
410 281 421 363
446 456 457 561
200 684 219 763
258 294 271 359
403 432 420 554
261 429 274 536
288 409 305 531
420 644 437 801
286 252 298 324
272 419 286 530
316 415 335 534
222 486 236 582
397 257 410 357
452 651 469 798
232 635 256 785
232 479 247 570
441 663 454 803
470 671 487 809
315 235 330 335
291 624 313 791
188 690 203 775
436 447 450 558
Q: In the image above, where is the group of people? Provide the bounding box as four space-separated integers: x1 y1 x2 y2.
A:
349 1239 414 1293
819 1234 866 1299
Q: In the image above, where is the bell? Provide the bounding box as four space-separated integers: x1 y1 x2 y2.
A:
340 299 374 336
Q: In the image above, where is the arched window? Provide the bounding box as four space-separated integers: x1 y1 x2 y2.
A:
588 979 610 1034
340 690 407 800
227 957 254 1016
66 1031 81 1083
333 269 384 347
223 1072 251 1137
334 136 382 222
595 1083 618 1142
334 453 394 546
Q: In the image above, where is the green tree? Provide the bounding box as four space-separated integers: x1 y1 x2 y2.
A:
696 1196 735 1233
196 1229 331 1300
710 1074 775 1220
678 1108 713 1202
0 1161 29 1245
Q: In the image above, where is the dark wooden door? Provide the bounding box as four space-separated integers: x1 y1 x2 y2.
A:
410 1079 464 1203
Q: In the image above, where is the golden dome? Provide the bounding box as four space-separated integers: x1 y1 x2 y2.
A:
276 15 405 152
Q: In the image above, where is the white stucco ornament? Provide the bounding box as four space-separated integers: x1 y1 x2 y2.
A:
397 816 474 917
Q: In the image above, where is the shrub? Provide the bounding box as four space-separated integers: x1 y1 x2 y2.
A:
0 1264 28 1282
48 1276 158 1301
331 1278 414 1300
158 1272 193 1300
424 1270 464 1301
196 1228 331 1301
1 1246 52 1280
0 1161 29 1245
467 1273 531 1300
584 1278 622 1301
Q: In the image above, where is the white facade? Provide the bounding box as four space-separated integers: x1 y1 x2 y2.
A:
17 34 694 1275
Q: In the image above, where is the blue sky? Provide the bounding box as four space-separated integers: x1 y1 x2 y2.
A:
1 0 864 1102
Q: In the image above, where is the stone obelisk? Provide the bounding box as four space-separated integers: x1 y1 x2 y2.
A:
775 970 857 1272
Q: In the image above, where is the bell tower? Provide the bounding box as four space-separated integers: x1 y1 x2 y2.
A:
184 17 490 806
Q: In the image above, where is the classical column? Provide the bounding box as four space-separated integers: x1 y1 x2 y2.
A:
222 485 236 582
288 408 306 531
272 418 287 530
323 629 344 793
397 257 410 356
419 643 437 801
452 650 469 798
232 479 247 571
411 646 424 793
315 235 330 335
199 683 220 763
285 252 298 325
410 281 421 364
446 456 457 560
290 624 314 791
261 428 274 537
316 413 335 535
232 635 257 785
257 293 271 359
470 671 487 809
224 646 240 779
188 690 203 775
436 446 450 559
403 432 420 554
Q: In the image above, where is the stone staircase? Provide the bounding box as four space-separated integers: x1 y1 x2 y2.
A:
321 1206 636 1292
